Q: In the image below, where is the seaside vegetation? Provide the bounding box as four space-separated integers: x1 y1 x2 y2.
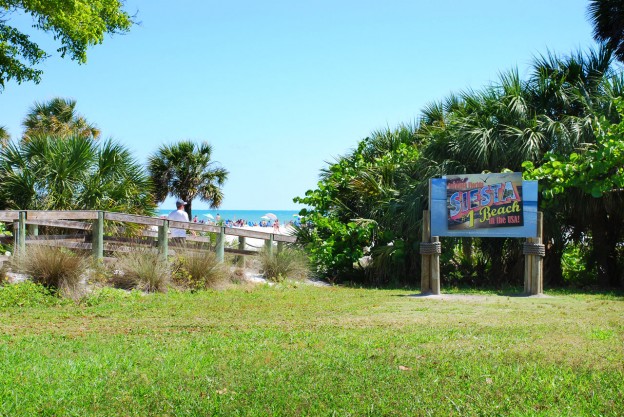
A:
148 141 229 219
296 45 624 289
0 134 155 215
21 97 101 141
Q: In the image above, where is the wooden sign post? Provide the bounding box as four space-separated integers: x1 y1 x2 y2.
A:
523 212 544 295
423 174 542 296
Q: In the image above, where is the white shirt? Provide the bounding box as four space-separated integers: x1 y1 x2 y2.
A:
167 209 189 237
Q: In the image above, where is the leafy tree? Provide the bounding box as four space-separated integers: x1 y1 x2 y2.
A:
0 135 154 214
588 0 624 62
22 97 100 140
148 141 229 219
300 47 623 288
523 99 624 287
295 126 423 284
0 0 133 91
416 46 622 286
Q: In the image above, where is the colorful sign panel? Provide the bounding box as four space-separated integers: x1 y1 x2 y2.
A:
446 172 524 230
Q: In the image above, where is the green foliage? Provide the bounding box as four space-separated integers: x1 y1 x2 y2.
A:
0 135 155 214
561 243 592 285
0 125 9 144
295 126 422 284
0 281 61 307
148 141 229 218
81 286 142 307
588 0 624 62
0 222 12 254
523 97 624 286
259 247 310 282
523 99 624 199
112 249 170 293
0 0 133 90
22 97 100 140
295 213 373 278
300 46 624 287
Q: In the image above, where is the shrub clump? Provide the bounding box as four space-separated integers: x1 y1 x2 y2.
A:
259 247 310 282
0 281 62 307
173 251 228 290
112 249 170 293
12 246 88 297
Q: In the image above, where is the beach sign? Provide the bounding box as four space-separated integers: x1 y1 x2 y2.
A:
430 173 538 238
447 172 523 230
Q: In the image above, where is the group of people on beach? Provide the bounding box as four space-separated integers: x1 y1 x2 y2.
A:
166 200 286 243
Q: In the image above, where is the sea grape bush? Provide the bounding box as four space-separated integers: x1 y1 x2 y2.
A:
295 127 421 283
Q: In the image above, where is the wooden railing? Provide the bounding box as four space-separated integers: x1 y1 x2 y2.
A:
0 210 297 263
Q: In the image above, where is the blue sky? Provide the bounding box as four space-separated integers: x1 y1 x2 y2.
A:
0 0 596 210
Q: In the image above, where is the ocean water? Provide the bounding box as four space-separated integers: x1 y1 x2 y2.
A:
158 209 301 225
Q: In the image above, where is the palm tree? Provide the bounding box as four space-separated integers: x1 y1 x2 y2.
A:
22 98 100 140
0 126 9 146
147 141 229 219
588 0 624 62
0 135 154 214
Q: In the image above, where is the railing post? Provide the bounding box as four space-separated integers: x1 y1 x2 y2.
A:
237 236 246 267
92 211 104 261
524 212 544 295
27 224 38 237
158 219 169 260
277 240 284 254
420 210 431 293
14 211 26 256
265 234 274 257
216 226 225 263
430 236 441 295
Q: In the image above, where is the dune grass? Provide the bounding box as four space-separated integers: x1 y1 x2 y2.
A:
0 285 622 416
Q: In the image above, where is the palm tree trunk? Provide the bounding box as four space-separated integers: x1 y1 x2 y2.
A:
184 201 193 221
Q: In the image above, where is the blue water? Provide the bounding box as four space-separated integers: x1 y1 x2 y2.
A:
158 209 301 225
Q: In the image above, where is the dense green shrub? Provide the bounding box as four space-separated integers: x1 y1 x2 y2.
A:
0 281 62 307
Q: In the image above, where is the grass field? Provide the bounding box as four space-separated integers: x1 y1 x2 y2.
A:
0 284 622 416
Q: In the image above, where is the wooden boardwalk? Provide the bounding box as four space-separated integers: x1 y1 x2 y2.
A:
0 210 296 263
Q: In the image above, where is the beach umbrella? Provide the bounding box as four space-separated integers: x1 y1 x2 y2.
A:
204 214 214 220
260 216 270 220
264 213 278 220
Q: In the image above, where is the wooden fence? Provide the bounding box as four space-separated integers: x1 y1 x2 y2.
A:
0 210 297 264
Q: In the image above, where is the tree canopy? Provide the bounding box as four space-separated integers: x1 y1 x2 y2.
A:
22 97 100 140
588 0 624 62
0 0 133 90
297 46 624 288
0 134 155 214
148 141 229 219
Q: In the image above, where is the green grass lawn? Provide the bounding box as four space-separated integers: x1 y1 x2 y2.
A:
0 284 622 416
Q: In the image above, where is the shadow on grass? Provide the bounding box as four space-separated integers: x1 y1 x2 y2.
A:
394 285 624 299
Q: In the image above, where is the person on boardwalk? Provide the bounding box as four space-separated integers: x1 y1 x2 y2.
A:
167 199 189 245
273 219 280 233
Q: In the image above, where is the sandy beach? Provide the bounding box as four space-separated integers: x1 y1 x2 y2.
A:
223 224 296 250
